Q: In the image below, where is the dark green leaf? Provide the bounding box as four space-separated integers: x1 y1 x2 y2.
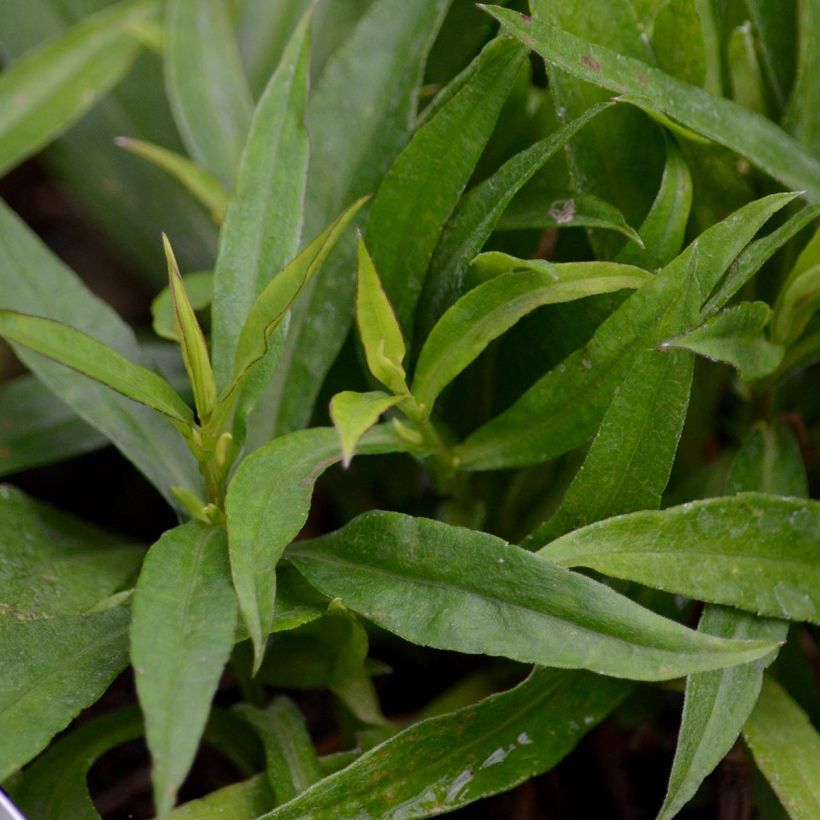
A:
543 493 820 623
783 0 819 155
289 511 776 680
211 9 311 386
164 0 253 185
0 0 158 177
483 6 820 199
131 522 238 820
261 668 630 819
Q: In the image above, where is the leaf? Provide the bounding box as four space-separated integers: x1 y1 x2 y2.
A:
783 0 819 156
164 0 253 185
0 202 201 503
152 272 214 343
225 425 411 668
0 606 130 782
658 421 804 820
260 668 630 819
615 135 693 270
0 376 107 476
483 6 820 200
0 484 142 618
772 264 820 347
650 0 707 88
365 35 526 338
115 137 229 222
0 0 158 177
259 0 452 437
288 510 776 680
131 522 238 820
236 698 322 804
163 236 217 423
355 235 408 394
663 302 785 381
10 708 142 820
525 346 694 546
542 493 820 623
412 260 651 417
742 0 796 111
728 21 768 116
743 675 820 820
456 193 795 470
330 391 402 468
0 311 194 430
171 774 274 819
211 9 311 386
657 608 786 820
417 103 610 337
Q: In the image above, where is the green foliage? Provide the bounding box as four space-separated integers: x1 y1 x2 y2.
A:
0 1 818 817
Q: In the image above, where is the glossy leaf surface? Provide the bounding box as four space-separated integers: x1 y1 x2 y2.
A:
289 511 776 681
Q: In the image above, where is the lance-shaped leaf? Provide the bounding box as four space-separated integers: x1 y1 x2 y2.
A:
456 193 795 470
663 302 785 381
164 0 253 185
0 0 158 177
171 774 274 819
0 606 130 782
0 202 201 502
616 135 693 270
418 103 611 335
236 698 322 804
743 676 820 820
0 311 193 429
10 708 143 820
0 376 107 476
152 271 214 343
365 35 526 338
131 522 238 820
658 420 806 819
288 511 776 681
772 264 820 347
211 8 311 386
356 236 408 395
330 391 403 468
543 493 820 623
116 137 229 222
226 425 411 668
482 6 820 200
412 260 651 417
260 668 630 819
783 0 819 155
266 0 452 438
163 236 217 423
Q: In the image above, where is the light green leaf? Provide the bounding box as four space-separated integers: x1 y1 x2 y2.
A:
0 606 130 782
783 0 819 156
0 0 158 177
483 6 820 200
0 483 142 618
211 9 311 386
664 302 785 381
225 425 411 668
412 260 651 417
10 708 142 820
365 35 526 338
0 311 194 430
658 420 804 820
615 135 693 270
743 0 796 110
171 774 273 819
163 236 217 423
259 0 451 438
289 511 776 680
0 377 107 476
418 103 610 336
0 202 201 503
650 0 707 88
728 21 768 116
542 493 820 623
330 391 402 468
236 698 322 804
151 272 214 343
260 668 630 819
456 193 795 470
115 137 229 222
772 264 820 347
131 522 238 820
164 0 253 185
743 676 820 820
